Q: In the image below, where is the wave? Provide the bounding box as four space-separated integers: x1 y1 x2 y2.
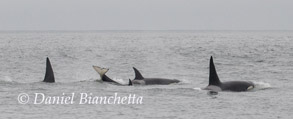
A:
0 76 14 83
178 78 191 84
79 78 98 82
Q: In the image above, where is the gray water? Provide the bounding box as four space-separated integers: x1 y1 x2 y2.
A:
0 31 292 119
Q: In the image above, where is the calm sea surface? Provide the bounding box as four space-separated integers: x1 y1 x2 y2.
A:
0 31 293 119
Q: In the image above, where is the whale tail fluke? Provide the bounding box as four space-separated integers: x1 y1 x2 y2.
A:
43 57 55 83
93 66 109 79
133 67 144 80
209 56 221 86
128 79 132 86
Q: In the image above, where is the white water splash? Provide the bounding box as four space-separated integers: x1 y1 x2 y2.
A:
113 78 127 84
193 87 203 91
252 81 272 91
178 78 191 84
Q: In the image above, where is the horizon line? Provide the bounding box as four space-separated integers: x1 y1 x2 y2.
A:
1 29 293 32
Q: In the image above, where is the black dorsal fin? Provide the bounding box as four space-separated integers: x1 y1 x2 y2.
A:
133 67 144 80
128 79 133 86
209 56 221 86
43 57 55 83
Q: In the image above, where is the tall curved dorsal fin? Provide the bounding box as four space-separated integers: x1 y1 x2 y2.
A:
43 57 55 83
133 67 144 80
209 56 221 86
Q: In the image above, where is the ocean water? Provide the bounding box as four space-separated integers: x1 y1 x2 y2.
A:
0 31 293 119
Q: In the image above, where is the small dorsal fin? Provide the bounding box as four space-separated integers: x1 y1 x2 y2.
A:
209 56 221 86
43 57 55 83
128 79 133 86
133 67 144 80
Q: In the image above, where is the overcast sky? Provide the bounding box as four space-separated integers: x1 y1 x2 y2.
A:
0 0 292 30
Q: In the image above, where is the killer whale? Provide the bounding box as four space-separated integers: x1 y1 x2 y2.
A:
203 56 254 92
93 66 179 85
130 67 180 85
43 57 55 83
92 66 122 85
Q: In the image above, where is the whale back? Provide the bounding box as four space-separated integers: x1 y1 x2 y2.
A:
221 81 254 91
43 57 55 83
